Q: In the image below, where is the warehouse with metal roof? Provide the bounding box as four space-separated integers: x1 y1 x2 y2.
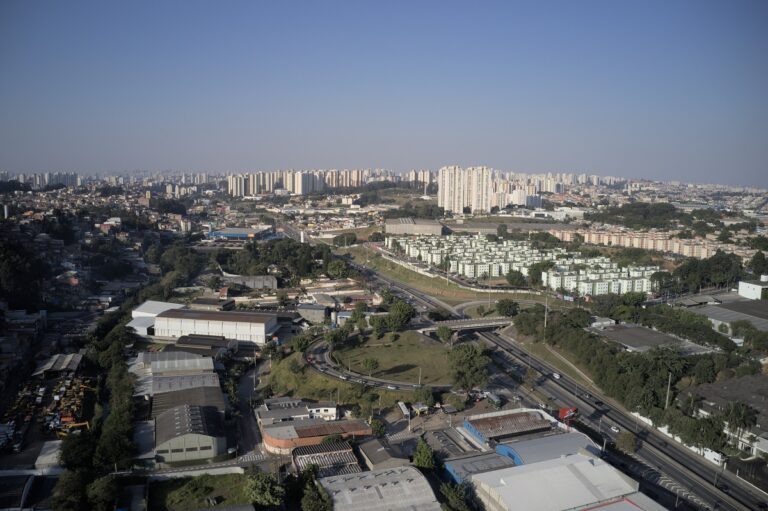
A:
692 301 768 333
151 386 227 419
261 418 372 454
471 453 646 511
153 309 279 345
292 441 361 477
318 466 441 511
464 409 552 444
32 353 83 377
155 404 226 463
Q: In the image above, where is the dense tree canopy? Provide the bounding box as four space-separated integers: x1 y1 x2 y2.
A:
505 269 527 287
448 343 490 392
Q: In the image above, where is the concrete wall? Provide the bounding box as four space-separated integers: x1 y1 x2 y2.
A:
154 316 276 345
155 433 226 463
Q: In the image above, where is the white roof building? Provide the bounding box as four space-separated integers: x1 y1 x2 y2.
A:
131 300 185 319
471 454 657 511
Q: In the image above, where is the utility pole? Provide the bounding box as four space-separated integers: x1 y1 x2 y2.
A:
543 295 549 344
418 367 422 386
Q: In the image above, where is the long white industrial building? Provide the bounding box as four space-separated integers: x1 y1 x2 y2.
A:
153 309 279 346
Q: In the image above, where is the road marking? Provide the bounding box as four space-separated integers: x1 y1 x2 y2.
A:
238 452 265 463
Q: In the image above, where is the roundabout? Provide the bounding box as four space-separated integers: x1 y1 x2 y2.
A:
305 330 453 392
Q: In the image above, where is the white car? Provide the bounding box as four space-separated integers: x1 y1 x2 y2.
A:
552 373 561 380
610 425 620 433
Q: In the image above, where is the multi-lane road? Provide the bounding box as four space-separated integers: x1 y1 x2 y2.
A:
340 243 767 509
479 330 766 511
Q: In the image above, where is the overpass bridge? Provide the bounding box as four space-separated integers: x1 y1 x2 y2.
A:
418 317 513 333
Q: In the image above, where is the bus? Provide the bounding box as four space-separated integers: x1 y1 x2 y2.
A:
486 392 503 409
397 401 410 419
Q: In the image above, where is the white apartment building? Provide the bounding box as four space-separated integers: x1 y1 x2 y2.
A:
385 234 657 298
438 166 492 214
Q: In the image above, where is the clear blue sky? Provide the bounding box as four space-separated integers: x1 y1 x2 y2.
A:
1 1 766 186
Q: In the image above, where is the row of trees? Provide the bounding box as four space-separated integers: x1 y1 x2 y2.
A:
52 236 218 510
514 304 759 453
214 238 350 285
648 251 744 295
53 318 138 511
590 292 736 351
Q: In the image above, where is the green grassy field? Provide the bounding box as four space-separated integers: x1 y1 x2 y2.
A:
463 304 502 319
332 331 451 385
338 244 560 306
148 474 251 511
263 352 414 405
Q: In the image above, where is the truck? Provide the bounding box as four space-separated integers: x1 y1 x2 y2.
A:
558 407 578 422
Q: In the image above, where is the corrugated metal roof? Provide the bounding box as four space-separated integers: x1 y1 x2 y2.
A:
694 305 768 331
156 309 277 324
470 454 640 511
468 411 551 440
319 466 441 511
152 387 226 418
155 405 224 446
151 357 214 374
152 373 221 395
502 431 598 465
132 300 185 316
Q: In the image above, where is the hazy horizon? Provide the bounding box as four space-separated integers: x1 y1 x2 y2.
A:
1 0 767 187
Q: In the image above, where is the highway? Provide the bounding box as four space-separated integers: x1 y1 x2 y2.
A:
341 250 768 510
479 330 766 511
348 259 460 315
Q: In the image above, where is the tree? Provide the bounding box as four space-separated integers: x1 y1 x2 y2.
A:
86 475 118 511
436 325 453 345
505 269 527 287
616 431 637 453
370 418 386 438
496 299 519 317
722 402 758 447
321 434 344 444
362 357 380 377
444 392 467 411
528 261 555 286
385 300 416 331
414 386 436 406
326 259 349 279
59 430 96 471
413 438 435 469
276 290 289 307
368 231 385 242
246 472 286 507
369 316 386 339
301 480 332 511
440 482 474 511
749 251 767 275
448 344 490 392
51 470 88 511
332 232 357 247
205 275 222 290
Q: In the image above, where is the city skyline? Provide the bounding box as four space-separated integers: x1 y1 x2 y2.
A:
1 0 767 187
